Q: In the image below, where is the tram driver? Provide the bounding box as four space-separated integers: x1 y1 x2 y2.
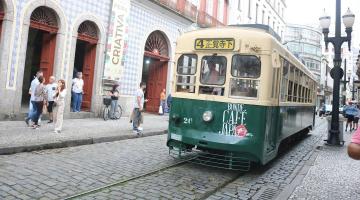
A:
202 62 222 85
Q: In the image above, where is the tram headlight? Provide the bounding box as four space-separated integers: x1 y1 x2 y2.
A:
202 111 213 122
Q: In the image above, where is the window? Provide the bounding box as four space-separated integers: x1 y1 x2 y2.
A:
230 79 259 98
230 55 261 98
217 0 224 22
255 4 259 23
200 56 226 85
176 54 197 93
262 10 265 24
268 16 270 25
177 54 197 75
248 0 252 19
206 0 213 14
231 55 261 78
288 81 293 101
280 58 289 101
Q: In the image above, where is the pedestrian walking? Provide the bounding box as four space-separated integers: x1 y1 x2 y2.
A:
344 101 358 131
109 83 120 119
32 76 47 129
71 72 84 112
132 82 148 135
354 105 360 130
159 89 166 115
45 76 57 123
53 79 66 133
25 71 43 126
167 94 172 112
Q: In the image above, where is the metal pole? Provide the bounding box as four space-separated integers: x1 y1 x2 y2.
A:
328 0 342 145
343 59 347 105
352 78 355 100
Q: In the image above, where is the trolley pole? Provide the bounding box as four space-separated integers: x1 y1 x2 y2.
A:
319 0 355 145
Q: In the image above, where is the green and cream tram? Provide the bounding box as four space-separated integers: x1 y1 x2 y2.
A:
167 25 317 170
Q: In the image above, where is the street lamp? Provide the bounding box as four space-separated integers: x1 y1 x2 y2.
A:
319 1 355 146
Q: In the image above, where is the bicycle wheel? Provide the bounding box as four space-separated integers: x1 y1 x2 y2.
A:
114 105 123 119
103 106 110 121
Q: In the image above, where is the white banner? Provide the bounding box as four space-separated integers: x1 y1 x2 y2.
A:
103 0 130 82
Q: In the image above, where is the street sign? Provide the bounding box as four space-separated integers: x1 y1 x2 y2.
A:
195 38 235 50
330 68 344 79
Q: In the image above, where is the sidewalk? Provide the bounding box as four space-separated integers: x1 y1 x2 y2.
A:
0 114 168 155
285 125 360 199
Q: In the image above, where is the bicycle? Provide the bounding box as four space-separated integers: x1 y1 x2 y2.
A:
102 97 123 121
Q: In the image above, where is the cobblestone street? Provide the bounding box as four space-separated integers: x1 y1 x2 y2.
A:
0 136 175 199
0 118 332 200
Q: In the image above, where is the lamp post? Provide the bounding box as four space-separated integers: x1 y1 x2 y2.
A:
319 0 355 146
341 59 349 105
351 77 357 100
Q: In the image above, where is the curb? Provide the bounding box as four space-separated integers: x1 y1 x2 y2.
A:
275 144 323 200
0 130 167 155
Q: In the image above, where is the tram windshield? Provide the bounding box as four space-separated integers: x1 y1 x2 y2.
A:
200 56 226 85
199 56 226 96
230 55 261 98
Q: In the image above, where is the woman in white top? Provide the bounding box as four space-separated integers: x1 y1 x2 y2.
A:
54 79 67 133
71 72 84 112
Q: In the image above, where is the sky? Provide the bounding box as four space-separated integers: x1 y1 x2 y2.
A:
286 0 360 46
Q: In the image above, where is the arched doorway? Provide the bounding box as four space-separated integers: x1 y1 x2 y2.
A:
73 21 98 111
142 31 170 112
21 6 59 107
0 1 4 40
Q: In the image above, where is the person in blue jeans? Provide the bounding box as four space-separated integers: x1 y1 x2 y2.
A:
71 72 84 112
25 71 43 126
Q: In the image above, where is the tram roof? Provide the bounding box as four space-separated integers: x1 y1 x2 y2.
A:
176 25 317 82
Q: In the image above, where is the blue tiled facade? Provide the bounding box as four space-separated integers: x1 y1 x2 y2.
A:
0 0 193 118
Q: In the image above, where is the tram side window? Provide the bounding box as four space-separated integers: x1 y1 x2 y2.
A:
176 54 197 93
199 56 226 96
230 55 261 98
287 81 293 101
280 58 289 102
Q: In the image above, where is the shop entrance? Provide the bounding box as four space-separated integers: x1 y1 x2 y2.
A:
142 31 169 113
21 6 58 107
72 21 98 111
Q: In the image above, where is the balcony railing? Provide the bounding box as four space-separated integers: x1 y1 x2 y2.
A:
152 0 224 27
197 10 224 27
154 0 197 21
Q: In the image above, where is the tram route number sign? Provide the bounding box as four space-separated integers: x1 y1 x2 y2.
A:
195 38 235 50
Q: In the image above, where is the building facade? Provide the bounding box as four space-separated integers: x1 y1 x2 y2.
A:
323 44 358 105
0 0 231 119
228 0 286 40
284 24 323 106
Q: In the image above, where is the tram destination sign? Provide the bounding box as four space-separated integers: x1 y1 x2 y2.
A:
195 38 235 50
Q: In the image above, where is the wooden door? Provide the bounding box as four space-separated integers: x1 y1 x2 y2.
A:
81 43 96 111
145 61 168 112
40 32 56 81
